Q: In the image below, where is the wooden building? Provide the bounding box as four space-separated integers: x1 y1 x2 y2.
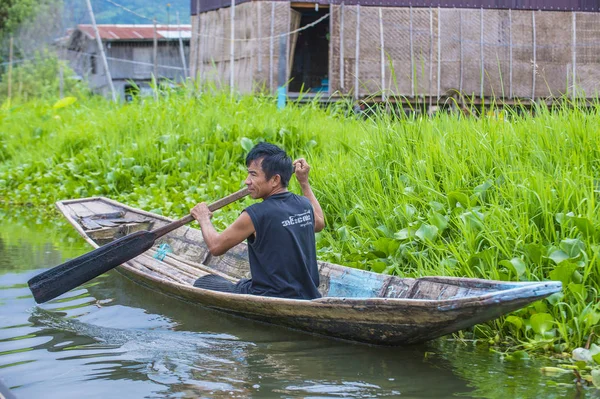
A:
64 24 191 100
190 0 600 105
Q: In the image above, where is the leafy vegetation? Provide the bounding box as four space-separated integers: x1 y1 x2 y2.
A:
1 86 600 389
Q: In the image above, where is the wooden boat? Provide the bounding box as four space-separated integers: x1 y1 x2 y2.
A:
56 197 562 345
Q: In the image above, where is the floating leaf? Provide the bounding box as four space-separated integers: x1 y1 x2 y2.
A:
592 369 600 388
573 217 595 238
53 96 77 109
429 212 448 232
523 243 544 265
370 261 387 273
240 137 254 152
545 291 564 305
504 315 523 331
499 257 527 278
530 313 554 335
415 223 438 242
568 283 586 299
560 238 586 259
549 262 578 286
394 228 412 241
448 191 470 208
548 249 570 265
373 237 400 257
337 226 350 241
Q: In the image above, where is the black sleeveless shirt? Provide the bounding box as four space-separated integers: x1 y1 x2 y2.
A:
242 191 321 299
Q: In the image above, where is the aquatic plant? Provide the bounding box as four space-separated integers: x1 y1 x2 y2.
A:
1 89 599 360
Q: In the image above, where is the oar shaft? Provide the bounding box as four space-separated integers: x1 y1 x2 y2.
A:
151 187 250 238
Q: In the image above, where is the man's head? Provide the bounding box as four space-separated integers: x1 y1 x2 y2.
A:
245 142 293 198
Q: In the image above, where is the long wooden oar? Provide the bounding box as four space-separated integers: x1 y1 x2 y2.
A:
28 187 250 304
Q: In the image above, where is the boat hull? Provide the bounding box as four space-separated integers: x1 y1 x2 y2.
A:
55 197 562 345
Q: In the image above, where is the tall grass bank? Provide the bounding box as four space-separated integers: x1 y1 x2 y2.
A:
1 92 599 361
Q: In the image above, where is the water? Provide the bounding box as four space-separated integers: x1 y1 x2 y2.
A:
0 219 588 398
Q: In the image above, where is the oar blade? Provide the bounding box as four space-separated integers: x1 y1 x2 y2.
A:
28 230 156 304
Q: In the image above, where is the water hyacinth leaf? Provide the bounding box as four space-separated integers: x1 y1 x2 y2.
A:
474 180 493 195
460 209 485 231
429 201 446 213
504 315 523 331
376 225 393 238
590 344 600 357
440 257 458 270
567 283 586 299
240 137 254 152
583 312 600 330
593 353 600 366
560 238 586 259
592 369 600 388
555 213 568 225
448 191 470 209
373 238 400 257
394 227 413 240
415 223 438 242
545 291 564 305
549 262 578 286
429 212 448 232
499 258 526 278
53 96 77 109
523 243 544 265
530 313 554 335
370 261 387 273
548 249 570 265
305 139 318 149
337 225 350 241
573 216 595 238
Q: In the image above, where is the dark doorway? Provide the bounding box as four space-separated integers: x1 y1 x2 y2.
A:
289 7 329 94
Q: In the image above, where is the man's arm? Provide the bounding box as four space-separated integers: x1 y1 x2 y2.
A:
293 158 325 232
191 204 255 256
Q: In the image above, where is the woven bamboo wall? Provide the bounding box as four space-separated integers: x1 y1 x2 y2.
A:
191 3 600 100
190 1 300 94
330 6 600 100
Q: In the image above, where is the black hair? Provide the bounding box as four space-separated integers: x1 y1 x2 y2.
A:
245 142 293 187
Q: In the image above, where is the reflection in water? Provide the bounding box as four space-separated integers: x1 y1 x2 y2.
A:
0 220 587 398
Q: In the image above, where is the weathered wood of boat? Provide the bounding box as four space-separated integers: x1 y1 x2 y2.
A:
56 197 562 345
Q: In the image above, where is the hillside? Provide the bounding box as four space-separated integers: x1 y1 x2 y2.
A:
65 0 190 25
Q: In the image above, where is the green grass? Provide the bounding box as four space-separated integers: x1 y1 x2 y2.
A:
1 89 599 355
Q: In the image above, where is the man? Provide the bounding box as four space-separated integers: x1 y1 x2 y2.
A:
190 142 325 300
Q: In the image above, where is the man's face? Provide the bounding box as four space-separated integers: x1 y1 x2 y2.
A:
244 159 276 199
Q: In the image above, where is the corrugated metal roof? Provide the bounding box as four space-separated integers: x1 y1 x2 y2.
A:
191 0 600 14
76 24 192 41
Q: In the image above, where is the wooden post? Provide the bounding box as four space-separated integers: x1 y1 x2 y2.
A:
340 3 345 91
509 9 513 99
354 4 360 100
532 11 536 100
459 10 463 95
176 12 188 79
572 12 577 99
269 2 275 92
410 6 414 97
230 0 235 94
437 7 441 101
480 8 484 101
7 36 13 103
379 7 385 101
153 19 158 79
86 0 116 101
429 7 433 107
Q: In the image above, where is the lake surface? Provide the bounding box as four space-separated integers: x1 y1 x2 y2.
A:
0 217 587 398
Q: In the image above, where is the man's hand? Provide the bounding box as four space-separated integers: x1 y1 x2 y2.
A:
191 202 213 222
293 158 311 185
